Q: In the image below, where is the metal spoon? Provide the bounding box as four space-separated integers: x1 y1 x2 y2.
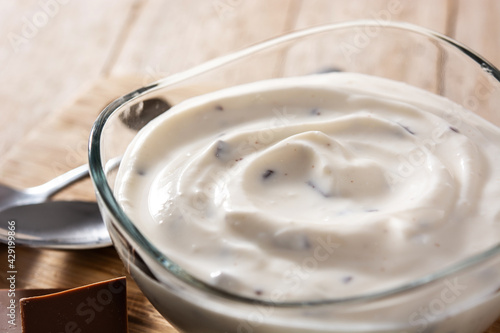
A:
0 97 171 249
0 163 90 212
0 163 112 249
0 201 109 249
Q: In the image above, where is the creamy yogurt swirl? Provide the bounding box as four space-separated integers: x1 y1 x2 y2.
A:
116 73 500 301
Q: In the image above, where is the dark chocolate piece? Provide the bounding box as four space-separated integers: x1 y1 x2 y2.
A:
136 168 147 176
0 289 62 333
449 126 460 133
20 277 127 333
262 169 275 180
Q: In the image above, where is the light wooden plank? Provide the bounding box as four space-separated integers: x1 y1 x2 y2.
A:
454 0 500 67
110 0 293 81
292 0 449 32
0 0 135 157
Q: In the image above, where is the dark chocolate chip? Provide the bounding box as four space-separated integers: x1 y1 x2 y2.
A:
215 140 229 159
310 108 321 116
215 105 224 111
119 97 171 131
254 289 263 296
301 236 312 250
399 123 415 135
342 276 353 284
136 168 146 176
262 169 275 180
315 66 344 74
274 233 312 251
306 180 330 198
449 126 460 133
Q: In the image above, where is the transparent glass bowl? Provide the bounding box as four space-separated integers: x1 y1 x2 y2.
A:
89 21 500 333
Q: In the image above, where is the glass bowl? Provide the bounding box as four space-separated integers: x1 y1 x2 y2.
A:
89 21 500 333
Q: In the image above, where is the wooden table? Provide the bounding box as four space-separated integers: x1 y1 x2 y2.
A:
0 1 499 332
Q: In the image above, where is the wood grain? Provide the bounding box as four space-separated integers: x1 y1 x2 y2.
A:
110 0 293 80
0 76 144 201
0 1 136 158
292 0 449 32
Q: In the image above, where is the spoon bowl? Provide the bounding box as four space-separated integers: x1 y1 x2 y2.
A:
0 163 113 249
0 201 110 249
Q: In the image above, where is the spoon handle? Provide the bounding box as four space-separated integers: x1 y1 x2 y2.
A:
26 163 90 199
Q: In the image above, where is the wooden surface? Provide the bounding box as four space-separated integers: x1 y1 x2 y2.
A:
0 1 499 332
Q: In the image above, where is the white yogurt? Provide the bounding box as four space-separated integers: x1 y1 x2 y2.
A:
115 73 500 302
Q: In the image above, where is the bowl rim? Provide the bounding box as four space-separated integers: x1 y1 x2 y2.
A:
89 20 500 307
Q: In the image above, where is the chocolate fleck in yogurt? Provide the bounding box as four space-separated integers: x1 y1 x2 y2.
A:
115 72 500 304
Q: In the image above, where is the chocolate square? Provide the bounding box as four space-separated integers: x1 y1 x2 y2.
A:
1 289 62 333
20 277 127 333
